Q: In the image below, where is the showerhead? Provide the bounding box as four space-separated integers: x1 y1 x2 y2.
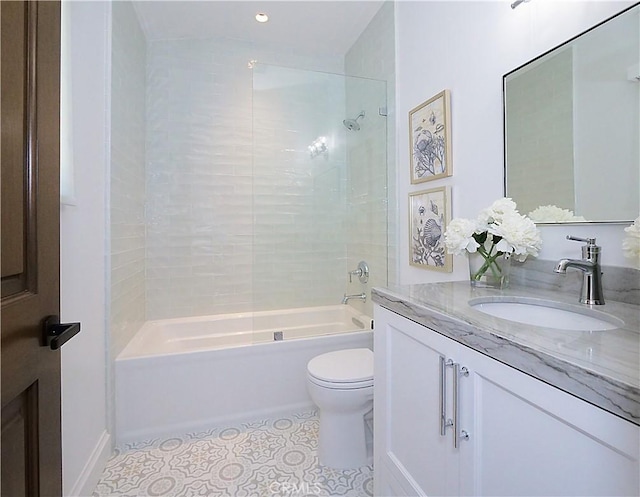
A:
343 111 365 131
343 119 360 131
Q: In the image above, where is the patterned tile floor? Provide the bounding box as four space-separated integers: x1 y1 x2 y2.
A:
93 410 373 497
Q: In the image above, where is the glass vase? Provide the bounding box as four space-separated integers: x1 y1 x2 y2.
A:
468 250 511 289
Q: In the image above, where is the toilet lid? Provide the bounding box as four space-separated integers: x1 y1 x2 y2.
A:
307 348 373 384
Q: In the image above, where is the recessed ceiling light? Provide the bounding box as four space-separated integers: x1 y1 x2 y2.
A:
255 13 269 23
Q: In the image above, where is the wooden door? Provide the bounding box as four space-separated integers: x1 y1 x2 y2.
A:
1 1 63 495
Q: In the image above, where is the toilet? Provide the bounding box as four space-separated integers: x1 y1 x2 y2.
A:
307 348 374 469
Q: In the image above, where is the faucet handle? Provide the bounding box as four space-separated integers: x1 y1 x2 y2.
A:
348 268 362 283
566 235 600 259
566 235 596 245
348 261 369 284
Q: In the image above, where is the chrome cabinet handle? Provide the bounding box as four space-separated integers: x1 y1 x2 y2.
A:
440 357 469 447
439 356 446 435
440 357 454 436
453 364 469 448
453 362 460 448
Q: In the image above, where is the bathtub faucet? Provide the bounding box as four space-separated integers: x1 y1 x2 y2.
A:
342 293 366 304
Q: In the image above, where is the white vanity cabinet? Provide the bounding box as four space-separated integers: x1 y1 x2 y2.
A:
374 305 640 497
373 305 465 496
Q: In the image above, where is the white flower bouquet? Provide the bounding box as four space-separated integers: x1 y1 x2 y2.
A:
623 216 640 269
444 198 542 287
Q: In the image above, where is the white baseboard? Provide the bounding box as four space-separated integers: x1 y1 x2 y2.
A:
67 430 112 497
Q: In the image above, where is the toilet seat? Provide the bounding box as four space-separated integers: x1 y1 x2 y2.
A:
308 375 373 390
307 348 373 389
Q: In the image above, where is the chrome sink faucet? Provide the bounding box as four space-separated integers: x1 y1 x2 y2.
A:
554 236 605 305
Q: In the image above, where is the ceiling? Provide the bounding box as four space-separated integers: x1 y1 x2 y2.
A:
133 1 386 57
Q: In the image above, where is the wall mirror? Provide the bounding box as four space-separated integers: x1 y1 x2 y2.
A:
504 4 639 224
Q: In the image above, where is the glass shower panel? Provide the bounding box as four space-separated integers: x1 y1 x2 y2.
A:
344 74 387 318
251 64 387 341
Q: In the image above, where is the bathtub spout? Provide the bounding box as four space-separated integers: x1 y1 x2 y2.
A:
342 293 366 304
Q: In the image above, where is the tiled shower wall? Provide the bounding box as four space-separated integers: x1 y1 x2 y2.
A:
344 1 396 316
145 39 346 319
110 1 146 357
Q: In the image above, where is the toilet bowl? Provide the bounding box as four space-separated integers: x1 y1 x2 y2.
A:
307 348 374 469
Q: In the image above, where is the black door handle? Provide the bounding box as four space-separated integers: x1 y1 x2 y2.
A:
43 315 81 350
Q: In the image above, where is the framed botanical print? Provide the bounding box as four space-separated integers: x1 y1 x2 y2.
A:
409 90 452 184
409 186 452 272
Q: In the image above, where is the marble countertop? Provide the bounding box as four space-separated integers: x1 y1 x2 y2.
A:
372 282 640 426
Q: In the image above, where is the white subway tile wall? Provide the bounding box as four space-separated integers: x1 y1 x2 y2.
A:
110 1 147 358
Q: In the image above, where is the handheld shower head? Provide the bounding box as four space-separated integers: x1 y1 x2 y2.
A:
343 111 365 131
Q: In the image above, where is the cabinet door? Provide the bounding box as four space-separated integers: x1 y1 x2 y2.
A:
374 307 460 496
460 344 640 497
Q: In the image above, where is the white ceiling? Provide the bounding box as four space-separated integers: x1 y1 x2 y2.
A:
133 1 386 57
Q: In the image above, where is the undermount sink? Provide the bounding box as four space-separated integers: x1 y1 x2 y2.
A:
468 296 625 331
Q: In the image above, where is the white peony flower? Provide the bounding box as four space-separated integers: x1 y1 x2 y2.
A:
622 216 640 268
489 211 542 262
444 218 481 255
478 197 518 225
444 198 542 262
528 205 587 223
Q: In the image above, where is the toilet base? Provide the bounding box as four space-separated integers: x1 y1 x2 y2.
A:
317 407 372 469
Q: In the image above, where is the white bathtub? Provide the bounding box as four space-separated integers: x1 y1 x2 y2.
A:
115 305 374 444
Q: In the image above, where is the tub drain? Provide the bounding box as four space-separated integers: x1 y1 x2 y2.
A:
273 331 283 341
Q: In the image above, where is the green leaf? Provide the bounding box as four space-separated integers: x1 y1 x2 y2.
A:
473 232 487 244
